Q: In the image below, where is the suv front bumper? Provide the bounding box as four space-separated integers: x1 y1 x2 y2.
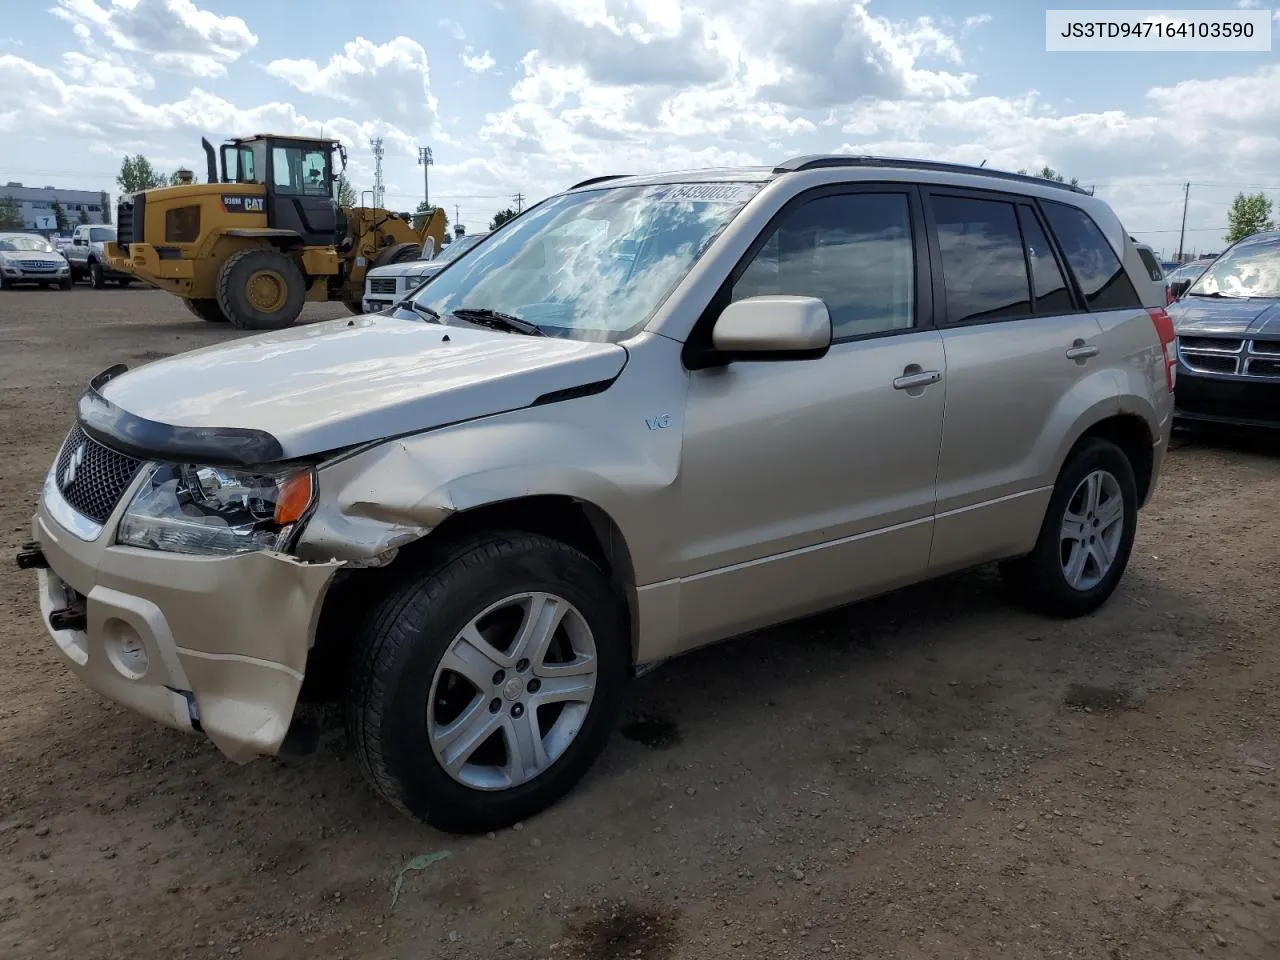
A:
1175 366 1280 429
27 475 340 762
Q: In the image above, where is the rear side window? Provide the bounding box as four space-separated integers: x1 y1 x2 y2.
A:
1017 206 1073 314
1136 246 1163 281
1042 201 1142 310
932 196 1030 323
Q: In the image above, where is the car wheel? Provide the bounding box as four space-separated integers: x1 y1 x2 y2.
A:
1000 437 1138 618
117 278 132 287
348 532 628 833
39 282 50 290
88 262 104 289
59 277 72 290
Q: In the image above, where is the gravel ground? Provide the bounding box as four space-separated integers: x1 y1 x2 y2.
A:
2 287 1279 960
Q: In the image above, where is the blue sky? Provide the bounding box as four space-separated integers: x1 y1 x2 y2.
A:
2 0 1278 253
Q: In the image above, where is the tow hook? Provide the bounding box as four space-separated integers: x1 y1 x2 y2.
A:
15 542 47 570
49 608 87 632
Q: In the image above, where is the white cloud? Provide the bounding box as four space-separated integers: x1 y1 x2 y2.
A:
266 37 438 130
440 18 467 40
51 0 257 78
462 48 496 73
61 51 155 91
1234 0 1259 8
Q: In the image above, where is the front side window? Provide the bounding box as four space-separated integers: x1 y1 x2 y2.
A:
932 195 1031 324
1188 236 1280 299
730 192 915 339
1041 201 1141 310
235 142 265 184
413 181 762 341
272 146 330 196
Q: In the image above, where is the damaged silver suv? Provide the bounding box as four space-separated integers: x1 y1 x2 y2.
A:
20 157 1175 832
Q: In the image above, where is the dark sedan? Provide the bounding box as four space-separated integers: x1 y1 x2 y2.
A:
1168 231 1280 429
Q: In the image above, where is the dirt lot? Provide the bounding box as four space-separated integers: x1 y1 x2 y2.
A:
2 288 1279 960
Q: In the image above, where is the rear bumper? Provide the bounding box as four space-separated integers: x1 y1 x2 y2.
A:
1174 368 1280 429
28 468 340 762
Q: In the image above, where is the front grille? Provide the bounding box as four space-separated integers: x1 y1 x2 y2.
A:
53 425 145 524
19 260 58 271
369 278 397 295
1179 335 1280 379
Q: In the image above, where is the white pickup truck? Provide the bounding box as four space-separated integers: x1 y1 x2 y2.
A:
65 225 134 288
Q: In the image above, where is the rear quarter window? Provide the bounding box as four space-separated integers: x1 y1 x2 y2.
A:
1136 247 1163 282
1042 201 1142 310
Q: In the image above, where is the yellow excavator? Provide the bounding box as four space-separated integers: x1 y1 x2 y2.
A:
103 134 447 329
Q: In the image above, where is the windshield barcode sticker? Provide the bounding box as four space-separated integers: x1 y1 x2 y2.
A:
655 183 762 204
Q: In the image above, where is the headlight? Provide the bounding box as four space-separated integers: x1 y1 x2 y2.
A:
118 463 315 556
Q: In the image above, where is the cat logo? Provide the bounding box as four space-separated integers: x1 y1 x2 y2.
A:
222 195 266 214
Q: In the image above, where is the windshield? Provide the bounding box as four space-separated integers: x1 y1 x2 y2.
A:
0 236 54 252
89 227 115 242
1189 237 1280 299
436 233 484 262
411 181 763 341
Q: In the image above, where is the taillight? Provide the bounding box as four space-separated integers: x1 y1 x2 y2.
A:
1148 306 1177 392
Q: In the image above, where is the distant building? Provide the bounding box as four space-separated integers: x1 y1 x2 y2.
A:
1 182 107 232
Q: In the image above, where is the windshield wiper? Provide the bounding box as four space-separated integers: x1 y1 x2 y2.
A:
391 298 441 322
449 307 543 336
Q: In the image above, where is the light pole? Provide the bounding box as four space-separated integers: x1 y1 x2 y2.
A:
418 146 433 209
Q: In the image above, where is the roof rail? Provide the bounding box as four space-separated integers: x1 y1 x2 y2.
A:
567 174 630 190
773 155 1093 196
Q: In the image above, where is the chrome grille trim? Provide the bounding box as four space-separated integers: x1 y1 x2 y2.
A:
1179 336 1280 378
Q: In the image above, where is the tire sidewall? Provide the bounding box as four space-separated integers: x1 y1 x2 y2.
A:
1035 439 1138 613
368 539 628 830
89 262 102 288
217 249 306 330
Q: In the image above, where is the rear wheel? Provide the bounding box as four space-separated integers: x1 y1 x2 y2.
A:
184 298 229 323
216 248 306 330
1000 437 1138 618
347 532 628 833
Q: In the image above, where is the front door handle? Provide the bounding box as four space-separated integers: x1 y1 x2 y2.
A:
892 369 943 390
1065 340 1099 361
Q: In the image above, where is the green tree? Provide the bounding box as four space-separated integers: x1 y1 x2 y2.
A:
76 205 91 225
412 200 449 233
99 191 111 225
1017 166 1081 188
51 197 69 233
490 207 518 230
1225 192 1276 244
336 173 357 208
117 154 168 194
0 195 22 229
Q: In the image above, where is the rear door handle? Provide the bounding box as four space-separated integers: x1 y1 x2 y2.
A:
1065 340 1099 361
892 370 943 390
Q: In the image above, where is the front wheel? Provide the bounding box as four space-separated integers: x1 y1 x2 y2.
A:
347 532 628 833
1000 437 1138 618
216 248 306 330
88 261 105 289
58 277 72 290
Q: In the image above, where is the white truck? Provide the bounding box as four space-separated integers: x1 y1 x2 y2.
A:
65 225 134 288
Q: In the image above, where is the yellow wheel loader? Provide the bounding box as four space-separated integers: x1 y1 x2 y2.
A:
103 134 447 330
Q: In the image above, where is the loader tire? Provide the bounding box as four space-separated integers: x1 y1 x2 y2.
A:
184 298 229 323
216 248 306 331
370 241 422 269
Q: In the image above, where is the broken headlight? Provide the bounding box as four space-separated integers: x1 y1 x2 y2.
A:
117 463 315 556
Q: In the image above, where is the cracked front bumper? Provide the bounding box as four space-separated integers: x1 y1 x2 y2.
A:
29 479 340 762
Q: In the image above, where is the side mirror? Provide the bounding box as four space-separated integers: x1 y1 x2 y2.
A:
1171 279 1192 300
709 295 832 362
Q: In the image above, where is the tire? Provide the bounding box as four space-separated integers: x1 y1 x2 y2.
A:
58 277 72 290
183 298 229 323
117 278 132 287
88 261 104 289
215 248 306 330
39 282 50 290
1000 437 1138 618
348 532 629 833
342 297 364 316
370 241 422 269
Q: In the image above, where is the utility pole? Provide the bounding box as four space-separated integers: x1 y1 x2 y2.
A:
1177 182 1190 262
417 146 433 208
369 137 385 210
513 192 525 213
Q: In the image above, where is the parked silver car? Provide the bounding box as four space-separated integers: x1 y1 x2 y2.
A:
0 233 72 289
20 156 1175 832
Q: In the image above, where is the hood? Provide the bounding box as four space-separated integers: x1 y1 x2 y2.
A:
0 249 64 263
1168 296 1280 337
366 259 443 280
97 313 629 458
